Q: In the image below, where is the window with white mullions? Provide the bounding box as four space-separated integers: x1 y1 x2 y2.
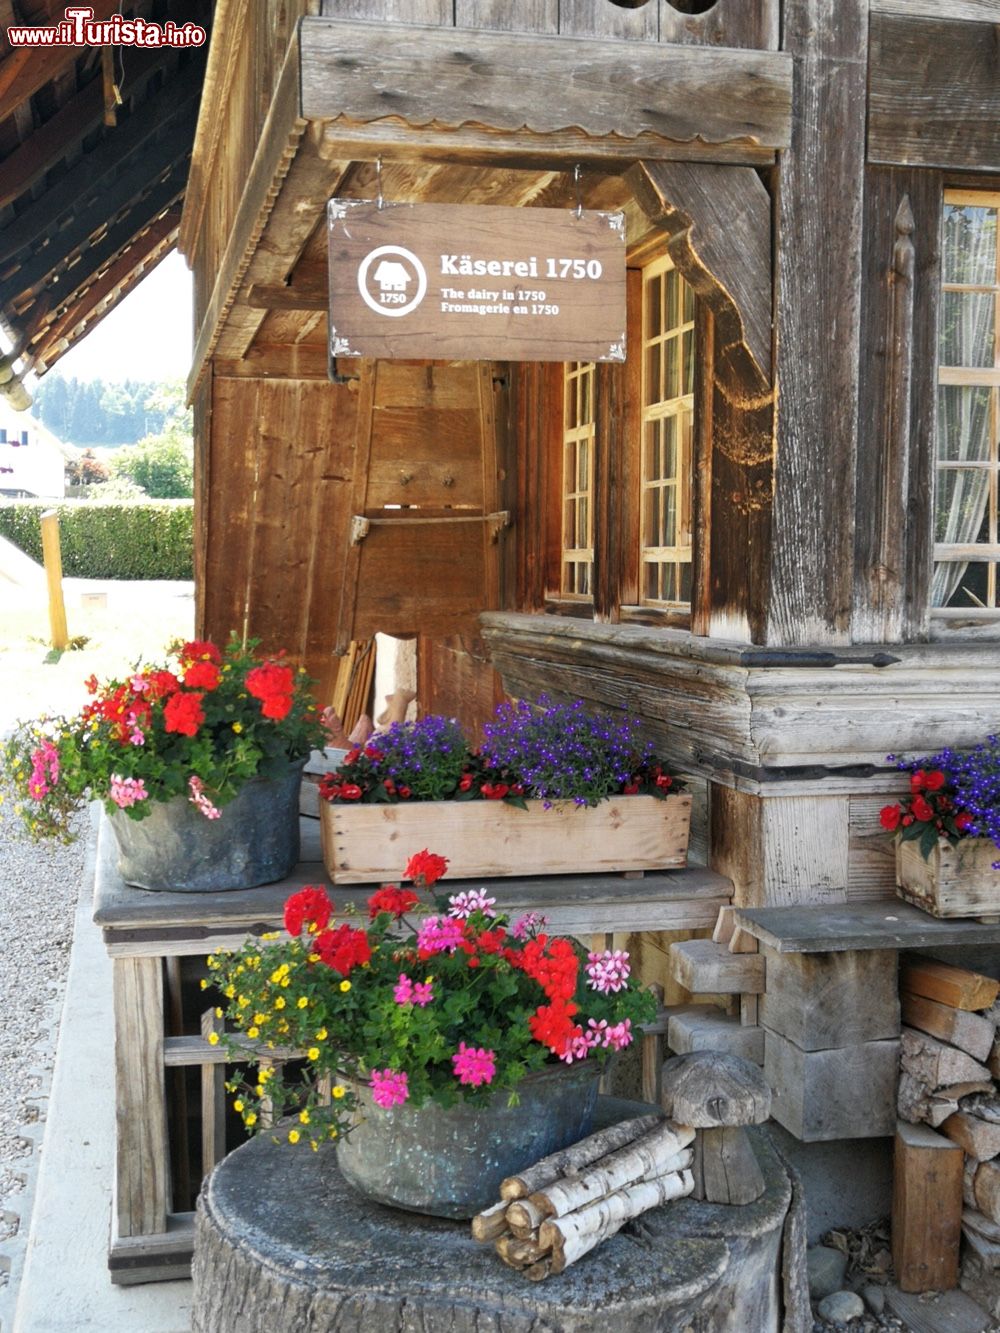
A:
934 190 1000 616
640 255 694 607
560 361 596 599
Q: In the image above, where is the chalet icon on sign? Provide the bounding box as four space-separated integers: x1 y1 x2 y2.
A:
373 260 411 293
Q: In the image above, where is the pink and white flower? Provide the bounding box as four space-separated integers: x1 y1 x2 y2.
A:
188 775 221 820
447 888 496 920
415 915 465 956
370 1068 409 1107
586 948 631 994
511 910 549 941
109 774 149 809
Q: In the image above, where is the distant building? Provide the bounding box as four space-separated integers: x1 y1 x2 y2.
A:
0 410 74 499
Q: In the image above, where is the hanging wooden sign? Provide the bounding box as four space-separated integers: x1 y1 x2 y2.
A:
327 201 626 365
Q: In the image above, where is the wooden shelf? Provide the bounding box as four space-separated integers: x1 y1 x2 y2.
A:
732 901 1000 955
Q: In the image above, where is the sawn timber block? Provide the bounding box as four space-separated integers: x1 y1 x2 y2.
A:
669 939 765 995
759 947 900 1052
892 1120 964 1294
764 1030 900 1141
667 1004 764 1065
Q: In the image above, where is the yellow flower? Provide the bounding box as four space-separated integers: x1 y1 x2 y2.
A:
270 968 284 984
328 1127 338 1139
214 1007 223 1019
207 955 216 967
199 979 208 991
224 985 236 1000
339 980 351 993
255 1084 264 1097
315 1028 328 1041
253 1013 267 1026
307 1047 320 1061
233 1099 244 1112
311 1141 319 1153
308 953 320 964
207 1032 219 1046
247 1026 259 1039
299 1110 310 1124
288 1129 300 1144
280 977 291 988
297 996 309 1009
245 1112 257 1127
259 1066 274 1083
274 997 285 1010
332 1085 346 1100
232 722 243 734
237 995 250 1009
261 931 279 942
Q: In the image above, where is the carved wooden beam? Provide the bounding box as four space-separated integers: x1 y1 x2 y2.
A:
627 160 773 386
299 18 793 156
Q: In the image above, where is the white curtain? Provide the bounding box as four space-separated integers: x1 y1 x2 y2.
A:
932 205 997 608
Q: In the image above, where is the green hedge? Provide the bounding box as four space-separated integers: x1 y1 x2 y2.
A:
0 500 193 580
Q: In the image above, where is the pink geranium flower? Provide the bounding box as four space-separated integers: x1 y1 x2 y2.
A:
370 1068 409 1107
451 1042 496 1087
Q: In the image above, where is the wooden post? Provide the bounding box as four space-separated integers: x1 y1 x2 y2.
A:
892 1121 963 1293
39 509 68 650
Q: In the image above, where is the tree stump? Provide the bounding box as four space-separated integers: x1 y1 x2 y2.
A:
192 1099 796 1333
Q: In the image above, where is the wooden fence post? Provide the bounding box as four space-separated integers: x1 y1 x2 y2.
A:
39 509 68 650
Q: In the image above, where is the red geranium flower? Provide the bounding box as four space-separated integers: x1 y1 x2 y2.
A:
183 660 221 691
246 663 295 702
163 691 205 737
529 998 581 1057
404 849 449 887
339 782 362 801
923 770 947 792
284 885 333 937
955 811 975 832
911 794 934 822
879 804 902 832
368 886 419 920
655 774 673 790
481 782 509 800
181 640 222 665
147 669 180 699
314 923 371 975
910 770 928 793
458 773 474 792
260 693 293 721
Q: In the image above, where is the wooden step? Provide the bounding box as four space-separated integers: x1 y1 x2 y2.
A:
667 1005 764 1065
669 939 766 995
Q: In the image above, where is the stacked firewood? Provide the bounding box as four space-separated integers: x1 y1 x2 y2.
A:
897 956 1000 1243
471 1115 695 1279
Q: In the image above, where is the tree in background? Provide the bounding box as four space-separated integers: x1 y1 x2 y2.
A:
108 425 193 498
31 374 189 447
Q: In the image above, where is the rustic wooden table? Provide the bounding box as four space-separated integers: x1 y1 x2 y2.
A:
92 813 732 1284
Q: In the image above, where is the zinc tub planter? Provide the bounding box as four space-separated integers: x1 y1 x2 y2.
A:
896 836 1000 920
336 1061 602 1218
320 791 692 884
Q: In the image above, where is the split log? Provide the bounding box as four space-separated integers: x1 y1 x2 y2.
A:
900 1027 992 1089
495 1234 550 1268
505 1198 546 1238
539 1168 695 1274
990 1041 1000 1080
964 1208 1000 1244
901 992 996 1063
898 1070 992 1128
471 1199 509 1243
963 1092 1000 1124
499 1112 661 1200
902 958 1000 1013
941 1111 1000 1162
892 1121 963 1294
973 1160 1000 1226
528 1121 694 1220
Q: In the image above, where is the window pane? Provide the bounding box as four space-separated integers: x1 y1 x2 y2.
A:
940 290 996 367
580 368 592 423
682 281 695 323
664 336 680 400
935 468 990 544
943 204 998 286
578 437 589 492
937 385 993 462
645 275 661 339
663 415 678 480
646 341 661 404
682 328 695 394
939 561 993 609
662 484 677 546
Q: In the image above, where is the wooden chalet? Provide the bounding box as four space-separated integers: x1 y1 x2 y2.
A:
0 0 210 403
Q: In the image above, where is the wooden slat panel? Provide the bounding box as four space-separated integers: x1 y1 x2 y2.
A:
658 0 779 48
0 0 120 126
872 0 1000 25
869 12 1000 171
456 0 557 31
559 0 657 39
321 0 452 18
418 634 506 739
300 19 793 149
366 408 483 509
767 0 867 645
113 957 169 1238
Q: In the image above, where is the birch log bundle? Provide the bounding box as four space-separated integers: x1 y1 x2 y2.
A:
471 1116 695 1279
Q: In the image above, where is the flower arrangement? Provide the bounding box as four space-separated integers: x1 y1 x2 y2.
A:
320 697 680 809
206 849 657 1148
880 739 1000 861
3 636 323 841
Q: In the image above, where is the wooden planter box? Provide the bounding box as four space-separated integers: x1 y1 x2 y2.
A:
896 837 1000 920
320 793 692 885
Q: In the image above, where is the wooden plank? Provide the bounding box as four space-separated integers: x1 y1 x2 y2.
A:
731 903 1000 955
760 948 900 1052
883 1286 991 1333
869 13 1000 171
323 794 692 883
903 958 1000 1013
765 1031 901 1141
559 0 657 39
902 993 996 1063
901 1027 992 1089
893 1121 964 1293
898 838 1000 921
299 19 793 149
669 939 765 995
113 957 169 1238
873 0 1000 18
628 160 772 381
455 0 557 31
658 0 779 48
667 1005 764 1064
201 1010 227 1176
767 0 866 645
322 0 452 18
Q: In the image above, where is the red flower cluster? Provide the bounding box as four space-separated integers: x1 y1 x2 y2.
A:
880 768 972 845
515 935 582 1057
284 885 333 936
164 690 206 738
314 923 371 975
368 885 420 920
529 999 581 1055
319 775 362 801
246 662 295 721
82 682 152 743
181 641 222 665
404 849 449 886
184 660 221 691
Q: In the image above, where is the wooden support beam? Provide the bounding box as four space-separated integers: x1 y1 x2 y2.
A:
893 1121 964 1293
113 957 169 1238
0 0 120 127
299 19 792 153
669 939 766 995
244 280 327 311
627 160 772 384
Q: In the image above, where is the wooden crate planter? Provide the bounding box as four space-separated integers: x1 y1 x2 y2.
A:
320 793 692 885
896 837 1000 921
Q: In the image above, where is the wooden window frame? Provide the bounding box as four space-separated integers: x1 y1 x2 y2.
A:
558 361 597 601
933 187 1000 622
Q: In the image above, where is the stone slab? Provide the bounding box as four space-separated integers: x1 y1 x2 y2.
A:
765 1030 900 1141
732 903 1000 954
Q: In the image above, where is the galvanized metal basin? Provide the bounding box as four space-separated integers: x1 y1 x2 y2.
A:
336 1061 602 1218
108 762 305 892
